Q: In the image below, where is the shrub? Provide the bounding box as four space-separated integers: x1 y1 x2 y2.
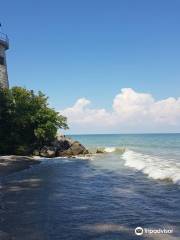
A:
0 87 68 155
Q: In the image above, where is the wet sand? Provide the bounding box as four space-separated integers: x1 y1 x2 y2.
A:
0 157 179 240
0 156 40 177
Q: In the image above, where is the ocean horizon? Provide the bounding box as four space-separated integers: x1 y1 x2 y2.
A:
2 0 180 238
69 133 180 184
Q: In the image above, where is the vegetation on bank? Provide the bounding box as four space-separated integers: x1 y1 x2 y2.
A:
0 87 68 155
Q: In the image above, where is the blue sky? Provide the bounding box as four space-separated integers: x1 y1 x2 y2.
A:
1 0 180 133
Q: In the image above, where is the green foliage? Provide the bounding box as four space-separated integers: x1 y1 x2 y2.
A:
0 87 68 155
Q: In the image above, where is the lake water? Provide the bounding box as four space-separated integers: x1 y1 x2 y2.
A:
0 134 180 239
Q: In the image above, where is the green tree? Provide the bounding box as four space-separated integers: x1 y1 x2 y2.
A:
0 87 68 155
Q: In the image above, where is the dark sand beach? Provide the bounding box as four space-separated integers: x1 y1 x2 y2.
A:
0 134 180 240
0 156 40 177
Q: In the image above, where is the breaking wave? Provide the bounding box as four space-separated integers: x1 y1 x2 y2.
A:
87 146 126 154
122 150 180 185
104 147 126 154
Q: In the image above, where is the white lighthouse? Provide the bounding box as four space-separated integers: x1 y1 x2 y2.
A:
0 27 9 89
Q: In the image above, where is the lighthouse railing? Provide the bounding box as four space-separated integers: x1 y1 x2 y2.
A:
0 32 8 41
0 32 9 48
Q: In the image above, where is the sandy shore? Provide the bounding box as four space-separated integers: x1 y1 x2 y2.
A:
0 155 40 177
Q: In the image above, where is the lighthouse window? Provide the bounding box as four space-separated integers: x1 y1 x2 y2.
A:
0 56 5 65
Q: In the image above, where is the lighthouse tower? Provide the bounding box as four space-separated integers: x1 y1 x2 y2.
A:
0 27 9 89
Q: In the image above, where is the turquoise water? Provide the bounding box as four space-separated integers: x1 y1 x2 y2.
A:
70 133 180 157
1 134 180 239
70 134 180 184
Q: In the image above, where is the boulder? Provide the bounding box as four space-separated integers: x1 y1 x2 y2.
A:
57 140 89 157
52 137 72 151
37 136 89 158
83 149 89 154
70 141 87 155
33 149 40 156
96 149 104 154
40 146 56 158
57 148 73 157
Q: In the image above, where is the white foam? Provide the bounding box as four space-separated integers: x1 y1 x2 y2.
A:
122 150 180 185
104 147 117 153
104 147 126 153
74 155 93 160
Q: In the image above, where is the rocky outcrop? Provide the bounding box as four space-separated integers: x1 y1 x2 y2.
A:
57 141 88 157
38 136 89 158
96 149 104 154
39 146 56 158
52 135 72 151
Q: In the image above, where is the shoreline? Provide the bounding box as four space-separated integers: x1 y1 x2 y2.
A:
0 153 92 178
0 155 41 177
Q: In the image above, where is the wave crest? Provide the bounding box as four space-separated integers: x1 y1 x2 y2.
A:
122 150 180 185
104 147 126 154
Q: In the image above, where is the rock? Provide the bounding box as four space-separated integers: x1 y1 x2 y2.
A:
96 149 104 154
33 149 40 156
56 134 65 141
57 148 73 157
83 149 89 154
38 136 89 158
56 135 74 145
70 141 87 155
56 139 89 157
40 146 56 158
52 136 75 152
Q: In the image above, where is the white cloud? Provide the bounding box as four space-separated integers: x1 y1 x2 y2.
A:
60 88 180 133
113 88 154 118
61 98 115 127
150 97 180 124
